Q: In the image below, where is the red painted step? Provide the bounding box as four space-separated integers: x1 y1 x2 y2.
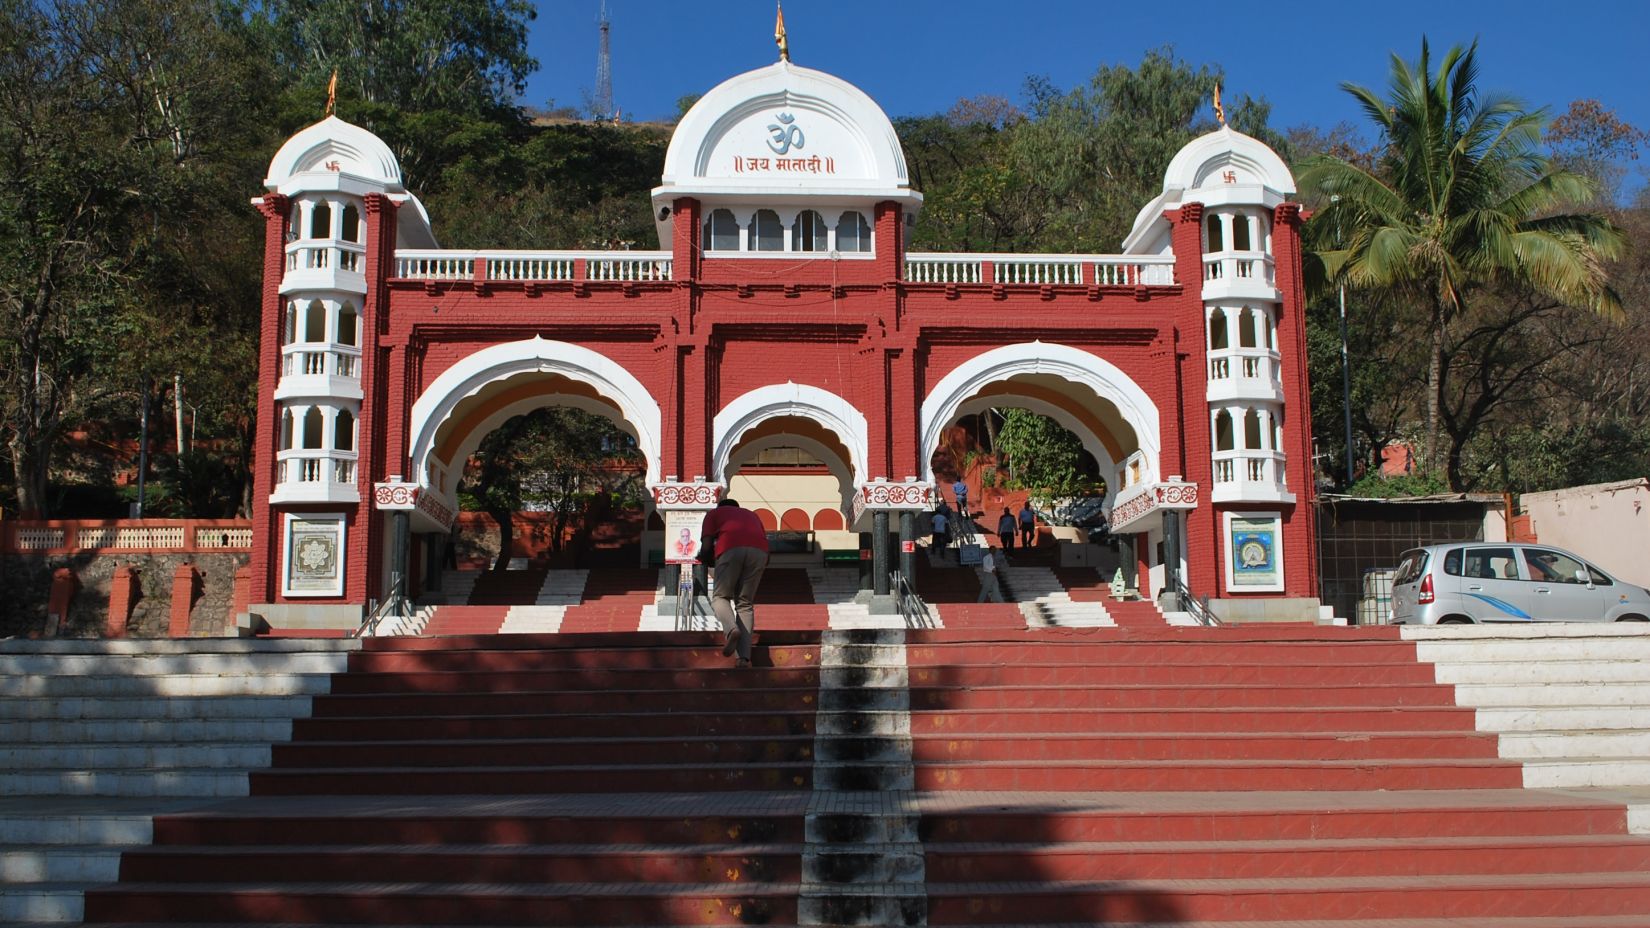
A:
908 705 1480 734
348 641 821 671
901 659 1440 685
906 730 1501 762
272 734 820 768
910 757 1522 791
152 810 807 847
305 685 822 717
465 568 549 605
907 682 1461 709
558 569 659 633
324 665 822 693
420 605 510 637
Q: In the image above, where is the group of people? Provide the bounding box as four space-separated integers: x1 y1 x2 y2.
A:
698 488 1042 665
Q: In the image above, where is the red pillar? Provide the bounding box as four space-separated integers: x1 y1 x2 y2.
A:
352 193 400 604
47 567 78 634
167 564 201 637
248 194 290 605
106 565 139 638
1272 202 1319 597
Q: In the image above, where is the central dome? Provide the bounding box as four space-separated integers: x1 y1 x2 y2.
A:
655 60 920 207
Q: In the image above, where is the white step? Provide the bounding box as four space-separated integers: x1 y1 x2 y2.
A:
0 674 334 698
0 769 248 797
1476 705 1650 731
0 639 359 655
0 695 312 721
1499 729 1650 759
0 846 122 882
1433 659 1650 685
0 652 351 677
1414 636 1650 663
0 743 271 770
1452 682 1650 707
1403 622 1650 640
533 569 589 605
1522 757 1650 788
0 718 293 743
0 883 84 922
499 605 568 633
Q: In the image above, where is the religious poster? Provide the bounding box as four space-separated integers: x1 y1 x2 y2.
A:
1225 512 1283 592
664 509 707 565
283 514 345 597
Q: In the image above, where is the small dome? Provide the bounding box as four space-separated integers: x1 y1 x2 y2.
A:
265 115 406 193
656 60 918 204
1161 125 1294 197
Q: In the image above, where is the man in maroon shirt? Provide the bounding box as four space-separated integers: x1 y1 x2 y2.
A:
698 499 769 667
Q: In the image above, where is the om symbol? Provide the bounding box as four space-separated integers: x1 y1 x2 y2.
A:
766 112 804 154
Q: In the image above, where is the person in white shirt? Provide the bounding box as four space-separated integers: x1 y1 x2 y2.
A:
976 549 1004 602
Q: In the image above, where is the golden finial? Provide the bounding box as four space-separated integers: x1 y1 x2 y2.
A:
775 3 790 62
325 69 338 117
1213 82 1225 126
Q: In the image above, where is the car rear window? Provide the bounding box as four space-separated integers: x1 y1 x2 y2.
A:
1459 547 1519 580
1394 550 1428 585
1443 548 1462 576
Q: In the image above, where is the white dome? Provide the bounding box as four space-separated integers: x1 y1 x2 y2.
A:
655 61 918 205
264 115 406 193
1161 125 1295 198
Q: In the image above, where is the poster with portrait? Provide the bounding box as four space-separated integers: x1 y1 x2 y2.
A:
1225 512 1283 592
664 509 707 565
283 514 345 597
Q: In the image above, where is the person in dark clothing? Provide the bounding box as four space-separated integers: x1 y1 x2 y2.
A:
997 508 1017 555
698 499 769 667
1018 503 1037 549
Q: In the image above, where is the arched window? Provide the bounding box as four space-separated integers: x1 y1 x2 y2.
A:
305 300 327 343
302 407 324 449
704 209 739 251
280 410 294 450
1232 213 1252 251
1206 214 1224 252
1238 308 1258 348
341 204 361 243
1243 409 1262 449
1208 308 1229 350
792 210 828 252
337 304 358 347
282 302 297 345
749 209 783 251
1214 410 1235 452
835 211 871 252
310 200 332 239
333 409 355 451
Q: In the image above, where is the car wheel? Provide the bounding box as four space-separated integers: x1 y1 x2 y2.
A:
1438 616 1474 625
1616 614 1650 622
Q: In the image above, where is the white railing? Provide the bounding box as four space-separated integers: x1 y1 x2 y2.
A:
905 253 1176 286
1212 450 1288 488
13 527 66 550
195 527 253 548
1202 252 1276 287
285 242 366 275
395 253 474 280
277 449 358 486
281 345 362 379
395 250 673 282
77 525 187 550
906 256 983 284
1207 349 1281 388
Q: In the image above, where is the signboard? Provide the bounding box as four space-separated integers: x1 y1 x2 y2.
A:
1108 480 1199 534
664 509 707 565
958 544 984 566
901 540 915 554
1225 511 1283 592
282 513 345 597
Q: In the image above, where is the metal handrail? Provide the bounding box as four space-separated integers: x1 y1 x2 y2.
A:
894 571 935 629
352 581 407 638
1171 577 1221 627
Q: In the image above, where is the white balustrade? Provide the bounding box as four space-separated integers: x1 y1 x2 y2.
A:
280 345 362 380
277 450 357 486
1210 449 1290 502
1202 253 1276 290
487 256 576 281
1209 357 1230 380
905 253 1176 286
589 256 672 281
195 527 253 548
995 259 1082 285
905 256 983 284
395 253 475 280
13 527 66 550
396 250 672 282
77 526 186 550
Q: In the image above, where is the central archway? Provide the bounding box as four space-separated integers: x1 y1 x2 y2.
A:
406 338 662 508
920 342 1163 507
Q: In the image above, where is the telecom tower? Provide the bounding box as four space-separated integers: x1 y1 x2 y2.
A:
594 0 615 121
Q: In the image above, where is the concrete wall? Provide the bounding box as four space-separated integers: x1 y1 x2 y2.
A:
1522 479 1650 586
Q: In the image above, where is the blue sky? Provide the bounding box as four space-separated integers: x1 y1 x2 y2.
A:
526 0 1650 160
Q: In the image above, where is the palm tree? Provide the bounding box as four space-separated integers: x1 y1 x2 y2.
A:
1298 38 1623 480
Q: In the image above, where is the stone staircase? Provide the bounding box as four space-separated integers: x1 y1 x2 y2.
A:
1405 622 1650 790
1001 564 1115 626
0 637 358 923
497 568 588 634
8 623 1650 925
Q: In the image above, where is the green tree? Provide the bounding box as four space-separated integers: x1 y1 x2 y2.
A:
1298 39 1624 484
993 409 1101 511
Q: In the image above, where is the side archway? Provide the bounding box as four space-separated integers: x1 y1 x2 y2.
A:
920 342 1163 493
406 338 662 505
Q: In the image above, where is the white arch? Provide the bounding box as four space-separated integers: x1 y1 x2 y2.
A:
726 432 858 515
712 383 869 490
920 342 1162 486
952 394 1120 509
406 338 662 505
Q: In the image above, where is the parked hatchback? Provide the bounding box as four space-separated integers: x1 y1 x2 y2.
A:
1390 543 1650 625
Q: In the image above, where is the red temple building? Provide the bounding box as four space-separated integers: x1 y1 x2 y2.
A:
246 54 1322 631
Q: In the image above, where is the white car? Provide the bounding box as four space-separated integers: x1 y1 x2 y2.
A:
1390 543 1650 625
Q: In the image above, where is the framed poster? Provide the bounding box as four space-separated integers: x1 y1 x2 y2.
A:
664 509 707 565
1224 511 1283 592
282 513 346 597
